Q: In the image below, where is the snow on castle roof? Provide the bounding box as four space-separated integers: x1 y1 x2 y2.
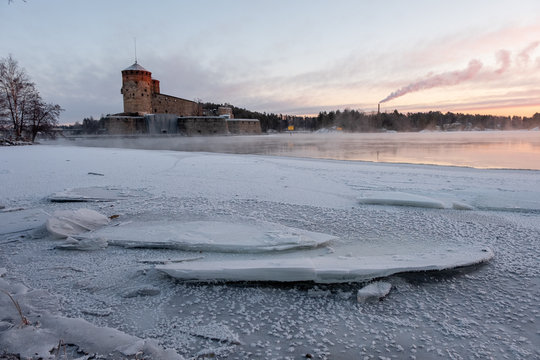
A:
123 62 149 72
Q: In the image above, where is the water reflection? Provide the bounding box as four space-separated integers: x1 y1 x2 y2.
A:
67 131 540 170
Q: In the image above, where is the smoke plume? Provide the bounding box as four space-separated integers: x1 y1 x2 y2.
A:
380 59 483 103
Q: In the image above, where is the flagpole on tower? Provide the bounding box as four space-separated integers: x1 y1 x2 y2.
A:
134 37 137 64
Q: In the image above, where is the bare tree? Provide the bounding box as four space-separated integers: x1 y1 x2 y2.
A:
27 92 63 141
0 55 62 141
0 55 36 139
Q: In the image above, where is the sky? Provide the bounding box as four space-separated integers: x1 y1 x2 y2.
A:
1 0 540 123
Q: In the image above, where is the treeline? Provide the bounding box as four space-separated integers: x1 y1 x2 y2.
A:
315 109 540 132
204 103 540 132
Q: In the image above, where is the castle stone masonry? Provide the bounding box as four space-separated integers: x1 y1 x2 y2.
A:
120 62 202 116
104 62 261 135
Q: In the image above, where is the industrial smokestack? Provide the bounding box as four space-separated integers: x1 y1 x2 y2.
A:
377 103 380 114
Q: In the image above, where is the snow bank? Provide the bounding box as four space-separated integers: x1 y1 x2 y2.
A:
76 220 335 253
157 247 494 283
46 208 109 238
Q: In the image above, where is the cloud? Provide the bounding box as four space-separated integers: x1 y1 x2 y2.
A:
495 50 511 74
518 41 540 66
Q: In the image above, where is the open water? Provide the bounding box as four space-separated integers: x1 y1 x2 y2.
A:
64 130 540 170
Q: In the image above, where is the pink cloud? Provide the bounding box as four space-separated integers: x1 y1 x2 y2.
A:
495 50 511 74
518 41 540 65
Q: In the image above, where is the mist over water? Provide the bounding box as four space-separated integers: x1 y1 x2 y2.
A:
56 130 540 170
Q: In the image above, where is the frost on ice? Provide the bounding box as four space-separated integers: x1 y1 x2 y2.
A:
75 220 335 253
157 247 494 283
46 208 109 238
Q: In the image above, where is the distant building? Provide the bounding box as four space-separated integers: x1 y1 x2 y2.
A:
102 62 261 135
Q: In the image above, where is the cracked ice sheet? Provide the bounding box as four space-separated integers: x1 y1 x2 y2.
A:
75 220 336 252
0 208 49 235
48 186 149 202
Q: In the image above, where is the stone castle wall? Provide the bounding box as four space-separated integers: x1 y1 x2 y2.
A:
152 93 202 116
227 119 261 134
102 116 146 135
178 117 229 136
103 115 261 136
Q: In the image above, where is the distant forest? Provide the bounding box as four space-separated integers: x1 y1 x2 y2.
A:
208 103 540 133
72 102 540 134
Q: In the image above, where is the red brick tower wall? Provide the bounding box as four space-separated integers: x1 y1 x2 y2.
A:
121 69 153 114
152 79 160 94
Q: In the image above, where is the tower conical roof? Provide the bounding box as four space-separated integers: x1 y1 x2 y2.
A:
123 62 149 72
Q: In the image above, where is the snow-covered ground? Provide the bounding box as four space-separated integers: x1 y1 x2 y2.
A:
0 144 539 359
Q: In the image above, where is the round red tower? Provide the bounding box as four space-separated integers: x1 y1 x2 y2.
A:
120 62 153 115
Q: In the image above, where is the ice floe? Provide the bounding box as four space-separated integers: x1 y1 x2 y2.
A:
357 281 392 303
157 247 494 283
76 220 336 253
46 208 110 238
48 186 148 202
358 191 473 210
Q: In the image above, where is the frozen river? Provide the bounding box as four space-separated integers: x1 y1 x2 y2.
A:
1 140 539 359
64 130 540 170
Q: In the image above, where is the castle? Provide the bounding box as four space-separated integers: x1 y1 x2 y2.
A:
102 62 261 135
